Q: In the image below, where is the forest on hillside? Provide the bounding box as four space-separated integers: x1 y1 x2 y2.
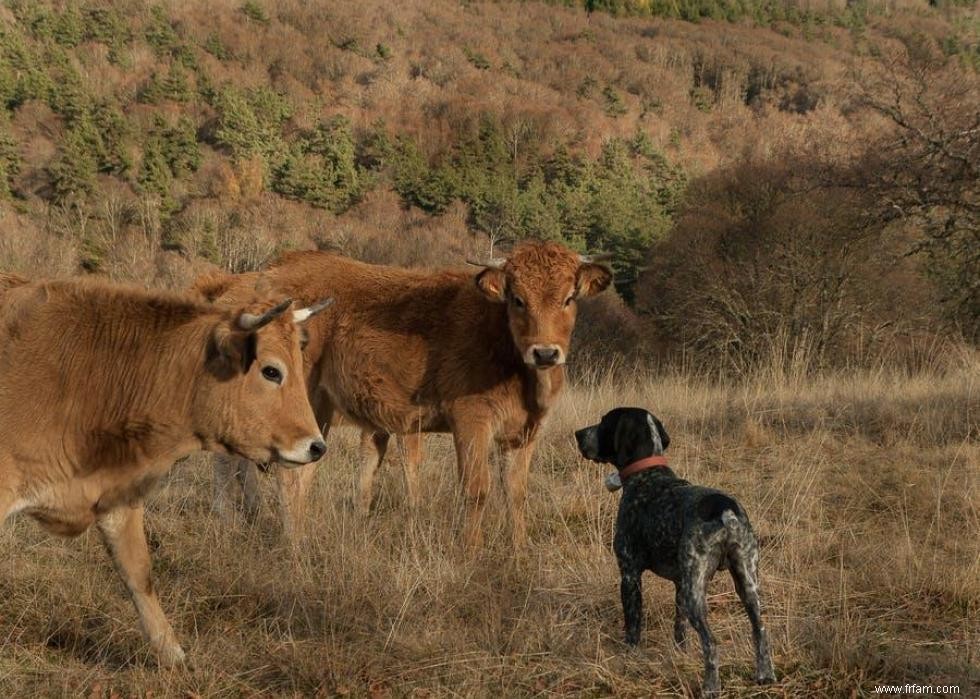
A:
0 0 976 370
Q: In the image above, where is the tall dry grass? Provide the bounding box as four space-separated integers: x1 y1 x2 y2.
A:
0 353 976 696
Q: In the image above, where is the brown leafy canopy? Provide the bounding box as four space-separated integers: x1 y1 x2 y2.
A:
850 42 980 339
637 36 979 366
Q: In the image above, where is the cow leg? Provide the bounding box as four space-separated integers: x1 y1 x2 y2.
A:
275 387 332 545
356 430 390 515
211 454 259 520
237 458 260 519
452 420 493 550
503 440 536 549
276 463 318 546
210 453 237 517
401 432 423 512
97 504 184 667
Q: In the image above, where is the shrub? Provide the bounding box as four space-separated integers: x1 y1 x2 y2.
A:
161 116 202 176
602 85 627 116
81 6 129 62
636 151 946 370
139 63 193 103
272 116 364 213
463 47 491 70
212 86 291 163
145 5 180 56
204 33 231 60
241 0 270 24
0 117 20 197
138 135 174 210
48 128 98 202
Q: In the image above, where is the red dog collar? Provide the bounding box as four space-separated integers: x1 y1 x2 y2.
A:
619 455 669 481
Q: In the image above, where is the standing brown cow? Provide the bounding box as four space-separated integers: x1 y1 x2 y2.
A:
202 241 611 548
0 274 329 665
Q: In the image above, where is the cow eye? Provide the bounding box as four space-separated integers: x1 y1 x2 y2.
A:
511 295 526 310
563 295 575 307
261 366 283 384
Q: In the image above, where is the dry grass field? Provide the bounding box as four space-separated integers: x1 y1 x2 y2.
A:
0 353 976 697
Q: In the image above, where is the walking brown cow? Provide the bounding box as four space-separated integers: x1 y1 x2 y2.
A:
0 274 329 665
200 241 612 548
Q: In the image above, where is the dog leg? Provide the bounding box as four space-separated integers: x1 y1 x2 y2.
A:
682 564 720 695
619 566 643 646
673 584 687 648
731 551 776 684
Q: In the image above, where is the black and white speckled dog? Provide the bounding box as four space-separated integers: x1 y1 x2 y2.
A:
575 407 775 695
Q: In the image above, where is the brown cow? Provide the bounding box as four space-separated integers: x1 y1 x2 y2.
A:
0 274 329 665
201 241 611 548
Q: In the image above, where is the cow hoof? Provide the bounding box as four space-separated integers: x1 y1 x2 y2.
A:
156 644 186 668
757 671 776 685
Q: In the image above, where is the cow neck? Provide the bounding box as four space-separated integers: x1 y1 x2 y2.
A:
525 364 564 415
72 305 209 468
113 318 205 438
474 294 563 414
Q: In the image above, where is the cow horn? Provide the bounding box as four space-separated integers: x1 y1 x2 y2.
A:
465 258 506 269
292 297 334 323
579 252 614 264
238 298 293 331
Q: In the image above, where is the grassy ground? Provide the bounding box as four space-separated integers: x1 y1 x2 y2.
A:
0 359 977 697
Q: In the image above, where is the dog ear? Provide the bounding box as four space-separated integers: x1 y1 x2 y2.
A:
613 415 642 465
650 414 670 451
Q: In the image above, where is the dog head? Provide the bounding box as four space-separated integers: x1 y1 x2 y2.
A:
575 407 670 468
575 408 670 492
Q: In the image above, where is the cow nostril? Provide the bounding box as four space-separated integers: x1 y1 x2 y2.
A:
309 440 326 460
533 347 560 366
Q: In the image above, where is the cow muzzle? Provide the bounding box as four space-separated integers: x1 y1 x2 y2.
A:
525 344 565 368
277 435 327 466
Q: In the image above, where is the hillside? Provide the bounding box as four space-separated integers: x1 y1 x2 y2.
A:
0 0 976 360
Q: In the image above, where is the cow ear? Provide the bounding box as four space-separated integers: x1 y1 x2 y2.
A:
577 263 612 297
192 272 234 302
207 324 258 378
475 268 507 303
